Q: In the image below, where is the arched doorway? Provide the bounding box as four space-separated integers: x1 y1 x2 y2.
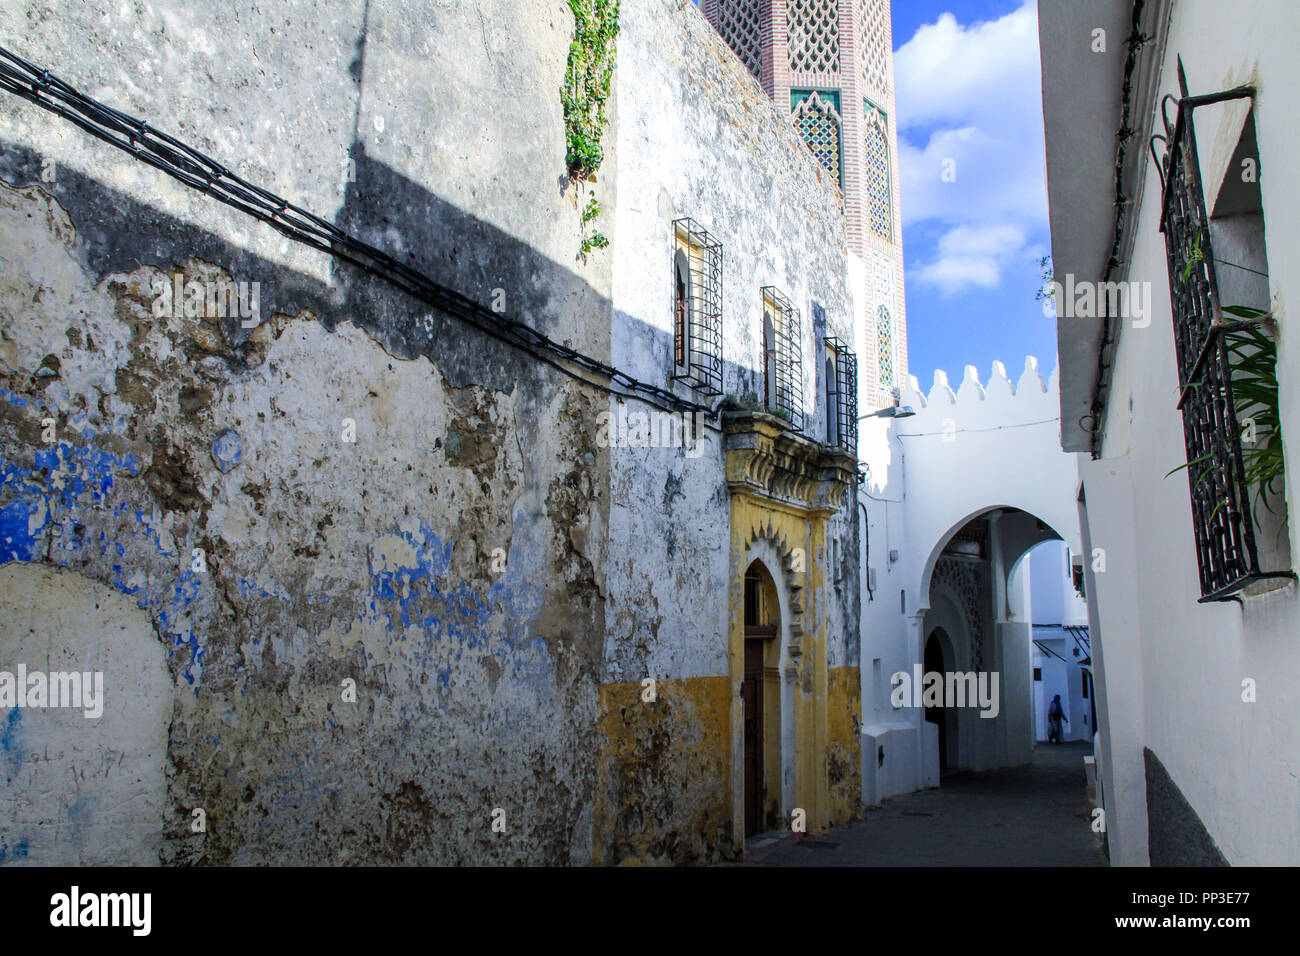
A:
743 559 780 836
924 629 950 771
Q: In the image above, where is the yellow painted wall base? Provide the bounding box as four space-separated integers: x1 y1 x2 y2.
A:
827 665 863 824
592 676 733 865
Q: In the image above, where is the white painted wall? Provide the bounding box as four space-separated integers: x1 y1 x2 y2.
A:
1050 0 1300 865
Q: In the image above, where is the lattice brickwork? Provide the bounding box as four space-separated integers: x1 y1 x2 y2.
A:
857 0 890 93
933 556 987 670
713 0 764 78
871 253 896 393
788 0 840 74
792 91 842 184
872 251 894 310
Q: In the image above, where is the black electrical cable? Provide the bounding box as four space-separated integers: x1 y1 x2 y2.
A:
1087 0 1148 459
0 44 717 425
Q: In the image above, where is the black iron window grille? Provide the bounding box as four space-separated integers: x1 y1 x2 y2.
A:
672 218 724 396
824 336 858 455
1151 62 1290 602
761 286 803 432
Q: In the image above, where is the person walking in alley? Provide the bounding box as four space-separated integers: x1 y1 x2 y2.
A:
1047 695 1068 743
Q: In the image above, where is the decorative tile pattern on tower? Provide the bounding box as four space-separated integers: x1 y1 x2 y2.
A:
864 99 891 241
703 0 907 409
876 304 894 388
792 90 843 184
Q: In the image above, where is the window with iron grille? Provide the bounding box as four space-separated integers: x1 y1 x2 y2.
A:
761 287 803 431
672 218 723 395
1153 63 1290 601
824 336 858 454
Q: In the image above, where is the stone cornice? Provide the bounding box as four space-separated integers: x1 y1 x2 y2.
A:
722 411 857 514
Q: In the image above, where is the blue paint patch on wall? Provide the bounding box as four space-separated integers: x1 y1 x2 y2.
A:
211 428 242 473
368 521 454 604
32 443 139 508
157 608 206 687
236 577 293 605
0 838 31 865
66 795 98 849
0 435 140 564
0 500 42 563
1 708 22 778
345 521 555 698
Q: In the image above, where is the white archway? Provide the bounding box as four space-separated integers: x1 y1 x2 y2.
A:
857 358 1087 801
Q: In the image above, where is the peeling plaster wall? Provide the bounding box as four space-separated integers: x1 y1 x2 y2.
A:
1 0 865 866
0 0 611 865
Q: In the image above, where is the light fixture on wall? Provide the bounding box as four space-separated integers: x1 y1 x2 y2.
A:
859 405 915 420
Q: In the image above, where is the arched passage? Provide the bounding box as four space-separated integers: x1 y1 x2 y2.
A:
918 507 1070 775
1015 539 1093 746
857 361 1087 803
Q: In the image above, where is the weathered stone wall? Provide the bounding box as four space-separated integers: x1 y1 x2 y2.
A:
0 0 611 864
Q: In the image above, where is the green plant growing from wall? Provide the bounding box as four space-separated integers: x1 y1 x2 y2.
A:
724 393 763 413
562 0 619 259
563 0 619 179
1166 319 1285 528
580 195 608 256
723 392 794 426
1035 254 1054 305
1223 316 1285 522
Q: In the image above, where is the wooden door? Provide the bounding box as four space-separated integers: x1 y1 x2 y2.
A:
742 637 766 836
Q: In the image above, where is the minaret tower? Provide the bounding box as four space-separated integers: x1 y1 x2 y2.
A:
701 0 907 410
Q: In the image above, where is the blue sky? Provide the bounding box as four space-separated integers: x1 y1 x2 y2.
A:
890 0 1055 390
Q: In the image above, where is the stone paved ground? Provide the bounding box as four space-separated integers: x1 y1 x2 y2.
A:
748 742 1107 866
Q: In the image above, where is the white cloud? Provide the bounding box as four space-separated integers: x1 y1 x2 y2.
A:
894 5 1043 133
894 1 1047 294
912 224 1027 295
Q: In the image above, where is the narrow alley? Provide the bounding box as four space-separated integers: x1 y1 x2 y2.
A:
748 743 1105 866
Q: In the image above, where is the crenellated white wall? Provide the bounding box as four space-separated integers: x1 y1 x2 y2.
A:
858 355 1086 800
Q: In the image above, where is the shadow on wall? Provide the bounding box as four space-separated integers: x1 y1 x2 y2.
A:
0 137 620 864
